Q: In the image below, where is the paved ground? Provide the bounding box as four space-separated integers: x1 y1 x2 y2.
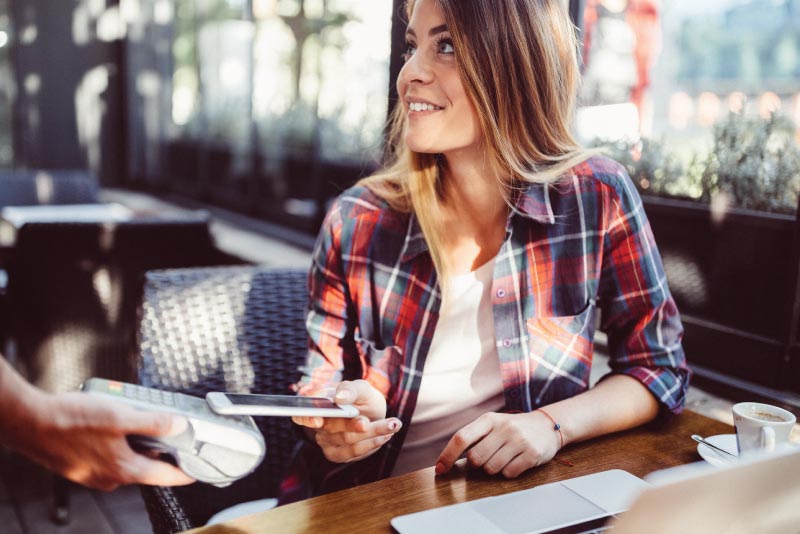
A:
2 189 797 533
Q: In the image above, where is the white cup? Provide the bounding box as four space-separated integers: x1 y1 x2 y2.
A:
732 402 796 455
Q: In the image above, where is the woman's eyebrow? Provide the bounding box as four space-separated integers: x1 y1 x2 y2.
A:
428 24 448 36
405 24 449 39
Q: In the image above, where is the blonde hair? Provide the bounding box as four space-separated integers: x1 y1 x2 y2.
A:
359 0 592 280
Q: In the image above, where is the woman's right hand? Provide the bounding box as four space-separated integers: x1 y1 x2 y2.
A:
292 379 402 463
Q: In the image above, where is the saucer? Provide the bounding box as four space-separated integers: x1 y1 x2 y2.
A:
696 433 738 466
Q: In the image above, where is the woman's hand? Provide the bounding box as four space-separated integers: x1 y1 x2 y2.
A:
435 411 560 478
292 379 402 463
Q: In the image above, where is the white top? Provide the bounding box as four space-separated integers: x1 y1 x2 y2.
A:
392 257 505 476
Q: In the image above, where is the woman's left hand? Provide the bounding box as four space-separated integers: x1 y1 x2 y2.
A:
435 411 561 478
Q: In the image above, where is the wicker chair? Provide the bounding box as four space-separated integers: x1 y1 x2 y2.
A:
8 219 240 393
0 169 99 207
5 220 244 525
136 265 310 533
0 169 99 355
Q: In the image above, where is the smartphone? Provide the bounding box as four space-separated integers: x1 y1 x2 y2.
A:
205 392 360 418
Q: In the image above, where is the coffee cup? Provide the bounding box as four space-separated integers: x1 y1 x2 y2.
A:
732 402 796 455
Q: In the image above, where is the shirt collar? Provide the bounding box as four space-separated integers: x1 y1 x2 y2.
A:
400 214 428 263
512 181 558 224
399 180 559 263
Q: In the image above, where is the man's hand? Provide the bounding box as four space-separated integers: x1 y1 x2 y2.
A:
435 411 560 478
20 392 196 491
293 379 402 463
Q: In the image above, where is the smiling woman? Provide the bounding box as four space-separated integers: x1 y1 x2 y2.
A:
398 2 479 157
281 0 690 504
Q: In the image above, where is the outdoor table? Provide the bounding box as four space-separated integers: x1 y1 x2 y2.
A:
1 203 227 393
0 203 208 244
186 410 732 534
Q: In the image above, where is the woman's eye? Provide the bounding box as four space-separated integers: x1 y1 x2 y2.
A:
437 40 454 54
403 43 417 61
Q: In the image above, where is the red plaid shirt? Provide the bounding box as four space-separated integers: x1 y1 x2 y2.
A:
280 156 689 501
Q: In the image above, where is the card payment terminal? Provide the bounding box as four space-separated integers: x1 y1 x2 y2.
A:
81 378 266 487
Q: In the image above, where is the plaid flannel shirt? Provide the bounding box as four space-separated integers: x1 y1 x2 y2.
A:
279 155 689 502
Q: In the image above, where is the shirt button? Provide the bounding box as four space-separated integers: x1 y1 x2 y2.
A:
502 339 511 348
496 289 506 298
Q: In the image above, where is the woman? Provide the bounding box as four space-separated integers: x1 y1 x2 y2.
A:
283 0 689 501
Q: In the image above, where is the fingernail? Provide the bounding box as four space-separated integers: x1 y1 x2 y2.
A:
334 390 349 401
169 415 189 436
388 419 402 431
435 462 446 475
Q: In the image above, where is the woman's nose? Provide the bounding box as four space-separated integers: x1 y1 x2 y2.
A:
400 52 433 85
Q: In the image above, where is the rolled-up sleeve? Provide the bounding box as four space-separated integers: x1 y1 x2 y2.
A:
598 171 691 414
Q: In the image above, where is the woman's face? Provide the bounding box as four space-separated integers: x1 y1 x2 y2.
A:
397 0 482 157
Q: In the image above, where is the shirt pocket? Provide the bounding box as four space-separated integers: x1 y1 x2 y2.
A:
354 336 404 402
525 299 597 404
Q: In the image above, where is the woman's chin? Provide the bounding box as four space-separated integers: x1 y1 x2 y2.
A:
405 138 441 155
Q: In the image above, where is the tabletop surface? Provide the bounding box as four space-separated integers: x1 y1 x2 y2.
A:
187 410 733 534
0 204 211 246
0 203 209 227
0 203 134 225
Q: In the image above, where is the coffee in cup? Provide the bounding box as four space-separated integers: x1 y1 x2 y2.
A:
752 411 788 423
732 402 796 455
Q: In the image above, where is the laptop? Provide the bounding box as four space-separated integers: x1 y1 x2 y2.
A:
610 445 800 534
391 446 800 534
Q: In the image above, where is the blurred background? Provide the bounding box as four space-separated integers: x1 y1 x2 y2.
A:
1 0 799 226
1 0 800 532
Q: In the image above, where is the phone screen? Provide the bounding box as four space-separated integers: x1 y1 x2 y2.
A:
224 394 341 409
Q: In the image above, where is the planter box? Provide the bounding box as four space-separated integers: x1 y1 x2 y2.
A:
642 195 799 394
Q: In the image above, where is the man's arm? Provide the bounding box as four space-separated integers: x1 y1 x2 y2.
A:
0 356 195 491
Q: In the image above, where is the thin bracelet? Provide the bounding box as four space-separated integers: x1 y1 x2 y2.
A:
537 408 564 450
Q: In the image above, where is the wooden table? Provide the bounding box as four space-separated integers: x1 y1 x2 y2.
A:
187 410 732 534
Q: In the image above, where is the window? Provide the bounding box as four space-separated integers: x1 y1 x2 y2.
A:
127 0 393 229
0 0 12 168
579 0 800 213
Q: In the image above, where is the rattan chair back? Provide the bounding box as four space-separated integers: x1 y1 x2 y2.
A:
137 265 309 532
0 170 99 207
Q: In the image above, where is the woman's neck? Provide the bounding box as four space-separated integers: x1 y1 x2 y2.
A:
440 152 507 223
437 151 509 274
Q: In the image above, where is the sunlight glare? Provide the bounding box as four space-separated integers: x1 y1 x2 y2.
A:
20 24 37 45
97 6 126 41
75 65 110 172
304 0 324 18
24 74 41 95
220 59 246 89
253 0 277 19
33 172 55 204
154 0 174 25
120 0 141 25
172 87 195 126
575 103 640 143
87 0 106 18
